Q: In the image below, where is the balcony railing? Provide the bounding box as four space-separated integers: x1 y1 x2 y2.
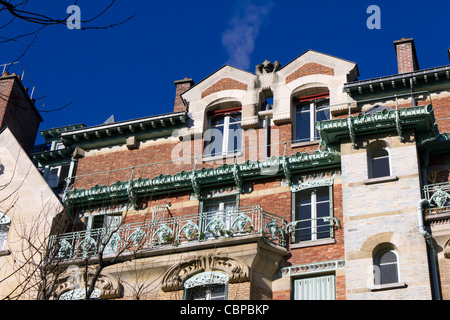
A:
286 216 341 244
424 182 450 216
48 206 287 261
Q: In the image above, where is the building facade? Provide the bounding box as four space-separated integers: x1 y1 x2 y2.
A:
15 38 450 300
0 68 63 300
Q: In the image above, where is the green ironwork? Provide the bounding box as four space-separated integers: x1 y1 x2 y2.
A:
424 182 450 216
48 206 286 261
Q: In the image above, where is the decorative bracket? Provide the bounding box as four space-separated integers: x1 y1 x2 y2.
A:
282 156 292 186
347 117 356 148
233 163 243 192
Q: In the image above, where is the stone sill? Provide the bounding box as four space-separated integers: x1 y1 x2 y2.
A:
291 140 320 148
289 238 336 249
202 152 243 163
369 282 407 292
363 175 399 185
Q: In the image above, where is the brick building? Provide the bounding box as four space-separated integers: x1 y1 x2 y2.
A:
26 38 450 300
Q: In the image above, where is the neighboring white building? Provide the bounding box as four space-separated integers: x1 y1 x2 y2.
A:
0 127 63 299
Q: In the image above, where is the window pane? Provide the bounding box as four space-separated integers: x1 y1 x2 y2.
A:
228 123 242 153
371 156 390 178
315 108 330 139
204 126 224 157
379 251 397 264
211 115 225 126
295 105 311 142
380 263 398 284
295 191 312 242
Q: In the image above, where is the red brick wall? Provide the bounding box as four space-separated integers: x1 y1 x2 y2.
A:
394 40 418 74
201 78 247 99
0 76 42 154
286 63 334 84
173 79 193 113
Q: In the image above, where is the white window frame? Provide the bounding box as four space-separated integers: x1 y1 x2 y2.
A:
373 249 401 286
368 146 392 179
200 196 239 238
293 97 331 143
0 213 11 251
291 186 333 243
184 271 228 300
204 112 242 158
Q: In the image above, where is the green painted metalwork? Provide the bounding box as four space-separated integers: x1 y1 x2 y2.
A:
48 206 286 261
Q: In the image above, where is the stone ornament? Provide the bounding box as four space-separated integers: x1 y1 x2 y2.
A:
430 188 450 209
54 268 122 300
161 254 249 292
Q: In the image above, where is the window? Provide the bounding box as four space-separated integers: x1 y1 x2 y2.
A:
292 187 332 243
294 274 336 300
0 213 11 251
368 147 391 179
374 249 399 285
86 213 122 254
47 164 70 189
204 108 242 157
201 197 237 237
184 271 228 300
293 93 330 143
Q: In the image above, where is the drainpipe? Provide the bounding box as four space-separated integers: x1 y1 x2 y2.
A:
417 199 441 300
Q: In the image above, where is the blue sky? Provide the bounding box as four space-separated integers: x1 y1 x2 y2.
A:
2 0 450 145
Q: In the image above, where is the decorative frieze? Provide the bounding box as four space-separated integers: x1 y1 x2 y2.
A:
281 259 345 277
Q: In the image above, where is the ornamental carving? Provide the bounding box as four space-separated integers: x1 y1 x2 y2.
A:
53 267 123 300
430 188 450 209
161 254 249 292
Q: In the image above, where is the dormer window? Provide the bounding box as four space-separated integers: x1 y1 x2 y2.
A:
293 92 330 143
204 107 242 158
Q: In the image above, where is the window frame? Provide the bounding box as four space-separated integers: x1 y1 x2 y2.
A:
0 213 11 251
373 248 401 286
368 146 392 179
293 92 331 143
184 271 228 300
291 184 334 244
200 195 239 238
204 108 243 158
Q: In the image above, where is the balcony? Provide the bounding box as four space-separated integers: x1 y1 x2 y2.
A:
423 182 450 218
48 206 287 262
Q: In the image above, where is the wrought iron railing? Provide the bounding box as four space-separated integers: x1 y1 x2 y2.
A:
48 206 287 261
285 216 341 244
423 182 450 216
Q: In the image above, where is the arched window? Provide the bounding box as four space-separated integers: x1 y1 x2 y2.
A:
373 247 400 285
293 91 330 143
184 271 228 300
368 146 391 179
0 213 11 251
204 106 242 158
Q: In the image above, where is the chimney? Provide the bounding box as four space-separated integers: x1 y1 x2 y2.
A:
173 78 194 113
394 38 419 74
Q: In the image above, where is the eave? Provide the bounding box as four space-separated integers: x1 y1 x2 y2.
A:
64 150 340 207
344 65 450 96
60 112 188 150
317 104 438 148
32 148 72 167
40 124 86 144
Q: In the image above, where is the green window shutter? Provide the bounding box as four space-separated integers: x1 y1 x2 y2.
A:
294 275 336 300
